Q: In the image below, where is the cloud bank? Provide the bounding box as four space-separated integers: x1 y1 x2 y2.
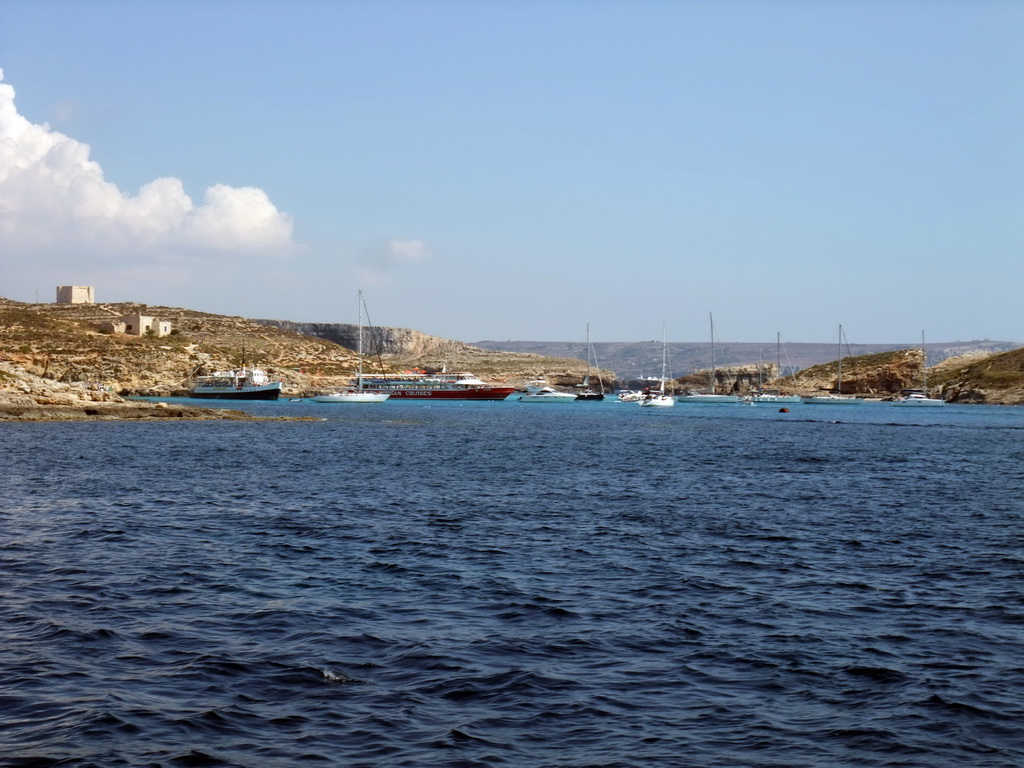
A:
0 69 294 263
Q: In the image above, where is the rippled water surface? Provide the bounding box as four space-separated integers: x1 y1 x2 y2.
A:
3 400 1024 767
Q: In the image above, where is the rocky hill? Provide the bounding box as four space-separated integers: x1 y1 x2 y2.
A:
781 348 926 398
475 338 1022 380
254 318 599 384
929 348 1024 404
0 298 595 399
3 298 1022 404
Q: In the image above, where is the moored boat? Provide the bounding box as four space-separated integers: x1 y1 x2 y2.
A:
639 324 674 408
519 381 577 403
891 333 944 407
190 367 283 400
892 391 944 407
748 391 802 404
313 389 389 403
802 324 864 404
312 290 389 403
574 324 605 401
802 393 865 405
359 372 515 400
677 392 741 404
677 313 739 403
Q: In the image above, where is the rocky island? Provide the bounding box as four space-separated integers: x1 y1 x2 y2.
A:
2 296 1023 420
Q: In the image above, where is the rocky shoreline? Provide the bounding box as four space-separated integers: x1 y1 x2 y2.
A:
0 361 261 422
0 401 257 422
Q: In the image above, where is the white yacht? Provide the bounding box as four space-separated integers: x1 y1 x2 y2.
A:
892 391 945 407
892 333 944 407
518 382 577 403
640 324 675 408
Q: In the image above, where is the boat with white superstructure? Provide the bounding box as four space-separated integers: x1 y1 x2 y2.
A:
518 381 577 403
190 367 283 400
358 371 516 400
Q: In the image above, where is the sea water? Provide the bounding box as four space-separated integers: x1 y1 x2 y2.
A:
2 400 1023 767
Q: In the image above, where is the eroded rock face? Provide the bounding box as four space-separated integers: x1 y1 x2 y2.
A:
0 361 126 405
784 349 925 397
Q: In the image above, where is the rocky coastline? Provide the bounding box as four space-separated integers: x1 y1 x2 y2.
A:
0 362 257 421
2 297 1023 410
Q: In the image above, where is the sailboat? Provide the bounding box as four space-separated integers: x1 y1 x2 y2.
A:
574 324 605 401
750 332 801 404
892 331 944 407
313 290 390 403
639 324 675 407
677 313 740 403
802 325 864 404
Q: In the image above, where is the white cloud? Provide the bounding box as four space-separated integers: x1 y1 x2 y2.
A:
358 238 429 285
0 69 295 262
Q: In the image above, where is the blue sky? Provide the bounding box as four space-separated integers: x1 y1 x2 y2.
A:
1 0 1021 344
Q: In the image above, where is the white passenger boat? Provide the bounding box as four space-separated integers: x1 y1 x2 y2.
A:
190 367 282 400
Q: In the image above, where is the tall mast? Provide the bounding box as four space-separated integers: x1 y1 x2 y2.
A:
709 312 716 394
585 323 592 386
837 324 843 394
356 289 364 390
776 331 781 384
660 322 667 394
922 330 927 390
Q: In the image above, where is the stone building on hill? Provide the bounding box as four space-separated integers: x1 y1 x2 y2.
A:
98 312 172 338
56 286 95 304
120 312 171 338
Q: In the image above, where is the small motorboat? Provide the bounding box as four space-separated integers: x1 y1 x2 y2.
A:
891 391 944 407
518 382 577 403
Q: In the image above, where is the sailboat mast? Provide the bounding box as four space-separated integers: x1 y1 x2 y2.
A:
660 323 667 394
776 331 781 384
922 330 927 390
585 323 592 387
356 290 364 390
837 324 843 394
709 312 716 395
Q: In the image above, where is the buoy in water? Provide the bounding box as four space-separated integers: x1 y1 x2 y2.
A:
779 407 789 413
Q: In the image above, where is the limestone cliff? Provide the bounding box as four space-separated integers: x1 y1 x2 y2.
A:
783 348 926 398
930 348 1024 404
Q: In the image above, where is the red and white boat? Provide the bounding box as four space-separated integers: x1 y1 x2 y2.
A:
358 371 515 400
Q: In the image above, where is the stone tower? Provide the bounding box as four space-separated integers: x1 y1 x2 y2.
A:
56 286 95 304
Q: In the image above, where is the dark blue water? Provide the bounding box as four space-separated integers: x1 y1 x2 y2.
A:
3 400 1023 767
